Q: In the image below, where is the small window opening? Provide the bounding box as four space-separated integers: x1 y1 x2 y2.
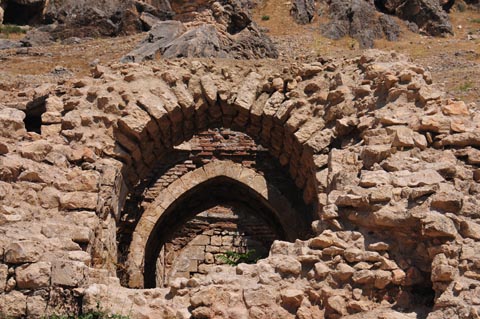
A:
24 99 46 134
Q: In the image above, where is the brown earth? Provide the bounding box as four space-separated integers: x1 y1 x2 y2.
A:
0 4 479 106
253 2 480 105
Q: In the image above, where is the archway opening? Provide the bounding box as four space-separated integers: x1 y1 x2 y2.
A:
116 128 317 288
143 176 292 288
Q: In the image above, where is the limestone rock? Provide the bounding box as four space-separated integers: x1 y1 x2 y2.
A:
5 241 43 264
0 108 26 138
0 291 27 318
51 260 87 287
15 262 51 289
0 264 7 293
280 289 304 309
271 256 302 277
60 192 98 210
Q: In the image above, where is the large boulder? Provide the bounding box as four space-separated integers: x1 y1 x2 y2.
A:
375 0 453 36
322 0 400 48
162 24 225 58
291 0 316 24
121 20 186 62
122 0 278 61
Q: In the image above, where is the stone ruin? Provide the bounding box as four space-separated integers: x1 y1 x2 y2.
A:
0 50 480 318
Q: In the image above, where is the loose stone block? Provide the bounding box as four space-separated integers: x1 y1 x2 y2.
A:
51 260 86 287
15 262 51 289
5 241 43 264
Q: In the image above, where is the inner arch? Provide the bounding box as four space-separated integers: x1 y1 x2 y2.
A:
143 176 292 288
124 160 313 288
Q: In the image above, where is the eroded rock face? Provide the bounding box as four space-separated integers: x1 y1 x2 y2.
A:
317 0 453 47
122 0 278 60
291 0 316 24
0 50 479 318
322 0 401 48
375 0 453 36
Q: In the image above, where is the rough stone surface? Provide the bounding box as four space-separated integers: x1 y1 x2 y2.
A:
122 0 277 61
291 0 316 24
0 50 479 319
321 0 401 48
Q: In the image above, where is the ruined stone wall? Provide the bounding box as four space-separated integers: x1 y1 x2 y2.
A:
157 204 277 286
0 51 479 318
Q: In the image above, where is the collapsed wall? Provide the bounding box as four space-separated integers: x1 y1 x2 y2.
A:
0 50 479 318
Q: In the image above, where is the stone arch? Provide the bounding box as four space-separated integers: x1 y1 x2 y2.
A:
110 68 323 214
126 160 304 288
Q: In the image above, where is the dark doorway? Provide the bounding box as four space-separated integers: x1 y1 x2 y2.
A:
3 1 44 25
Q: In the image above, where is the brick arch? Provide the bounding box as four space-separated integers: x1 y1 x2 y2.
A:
126 160 304 288
112 69 328 210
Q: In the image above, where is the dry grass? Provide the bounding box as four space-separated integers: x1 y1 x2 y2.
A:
0 4 478 105
253 3 480 104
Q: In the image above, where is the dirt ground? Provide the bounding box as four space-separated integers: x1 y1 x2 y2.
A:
0 3 479 106
253 2 480 105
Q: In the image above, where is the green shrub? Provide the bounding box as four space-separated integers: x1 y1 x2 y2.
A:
0 25 27 35
261 15 270 21
217 250 259 266
46 302 129 319
458 81 473 92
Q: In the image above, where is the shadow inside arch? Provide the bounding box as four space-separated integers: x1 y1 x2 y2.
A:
142 175 308 288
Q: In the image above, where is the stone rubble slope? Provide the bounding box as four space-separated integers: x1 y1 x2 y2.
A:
0 50 479 318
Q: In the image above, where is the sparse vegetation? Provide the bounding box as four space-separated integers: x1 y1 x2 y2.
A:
217 250 259 266
261 15 270 21
47 314 129 319
471 18 480 24
46 303 129 319
0 24 27 36
458 81 474 92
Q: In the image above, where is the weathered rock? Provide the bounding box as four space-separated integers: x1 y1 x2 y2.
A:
15 262 51 289
0 108 26 138
121 21 186 62
291 0 316 24
322 0 400 48
327 295 347 315
281 289 304 309
5 241 43 264
51 260 86 287
122 0 277 61
26 295 48 318
375 0 453 36
0 291 27 318
270 256 302 277
0 39 23 50
162 25 224 59
0 264 7 293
